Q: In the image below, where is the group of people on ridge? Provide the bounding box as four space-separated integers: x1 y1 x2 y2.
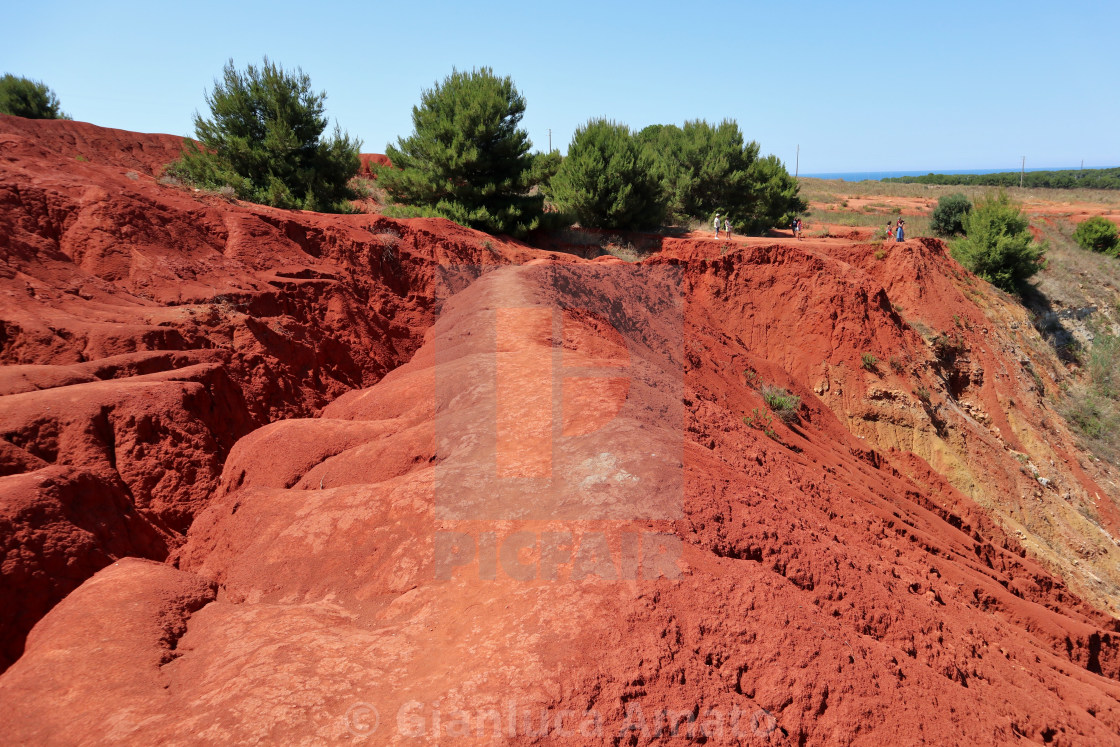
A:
713 213 732 239
709 213 906 243
886 217 905 242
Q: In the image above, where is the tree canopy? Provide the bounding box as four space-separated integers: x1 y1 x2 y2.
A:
546 118 803 234
883 167 1120 191
548 118 665 230
0 74 68 119
167 58 360 212
378 67 542 236
636 119 804 234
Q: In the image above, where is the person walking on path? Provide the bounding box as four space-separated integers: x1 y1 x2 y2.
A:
723 217 731 239
885 220 894 242
795 218 803 240
895 218 905 242
714 213 721 239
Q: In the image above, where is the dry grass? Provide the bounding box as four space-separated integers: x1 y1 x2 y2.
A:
798 177 1120 207
1016 215 1120 467
1031 219 1120 313
803 207 934 239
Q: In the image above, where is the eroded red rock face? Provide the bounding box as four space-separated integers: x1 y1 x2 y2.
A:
1 116 1119 744
0 115 528 671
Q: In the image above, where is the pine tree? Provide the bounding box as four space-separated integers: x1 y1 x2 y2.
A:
167 58 360 212
0 74 68 119
379 67 542 236
549 118 665 230
930 193 973 237
951 191 1047 292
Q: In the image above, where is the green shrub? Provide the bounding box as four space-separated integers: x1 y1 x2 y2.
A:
379 67 542 236
761 384 801 423
950 191 1047 293
549 118 665 230
1072 216 1119 256
930 193 971 237
166 58 360 212
861 352 878 371
0 74 68 119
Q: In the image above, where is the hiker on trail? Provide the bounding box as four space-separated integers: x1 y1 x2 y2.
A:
795 218 803 240
723 217 731 239
885 221 894 241
714 213 721 238
895 218 905 242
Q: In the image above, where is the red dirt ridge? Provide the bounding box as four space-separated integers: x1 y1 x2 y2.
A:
1 115 1118 744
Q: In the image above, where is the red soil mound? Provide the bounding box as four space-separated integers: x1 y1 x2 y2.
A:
1 116 1119 744
358 152 391 177
0 115 532 670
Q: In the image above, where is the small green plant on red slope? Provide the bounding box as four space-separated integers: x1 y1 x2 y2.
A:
861 352 879 372
761 384 801 423
743 407 776 439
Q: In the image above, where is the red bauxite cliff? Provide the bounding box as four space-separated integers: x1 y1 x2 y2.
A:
1 115 1118 744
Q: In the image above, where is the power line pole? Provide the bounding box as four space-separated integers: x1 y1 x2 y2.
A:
795 144 799 178
548 129 552 152
1020 156 1025 188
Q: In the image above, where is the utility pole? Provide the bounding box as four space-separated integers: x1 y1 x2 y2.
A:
795 144 799 178
1020 156 1025 188
548 129 552 152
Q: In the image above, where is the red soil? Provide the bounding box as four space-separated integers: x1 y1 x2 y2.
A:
1 115 1119 744
0 114 529 671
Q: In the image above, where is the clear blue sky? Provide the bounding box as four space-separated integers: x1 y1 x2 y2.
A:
4 0 1118 173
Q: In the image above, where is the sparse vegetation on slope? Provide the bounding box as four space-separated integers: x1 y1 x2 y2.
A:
760 384 801 423
1063 328 1120 465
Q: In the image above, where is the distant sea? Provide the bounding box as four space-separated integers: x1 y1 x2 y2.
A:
800 167 1082 182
